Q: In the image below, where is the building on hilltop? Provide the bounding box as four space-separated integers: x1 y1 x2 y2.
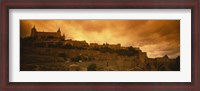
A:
90 43 99 49
102 43 121 50
31 26 65 41
64 39 89 48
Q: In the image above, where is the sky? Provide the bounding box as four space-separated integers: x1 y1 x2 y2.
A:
20 20 180 58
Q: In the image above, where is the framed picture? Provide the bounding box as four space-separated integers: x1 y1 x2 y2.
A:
1 0 199 91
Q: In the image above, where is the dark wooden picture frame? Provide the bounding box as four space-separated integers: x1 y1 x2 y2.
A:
0 0 199 91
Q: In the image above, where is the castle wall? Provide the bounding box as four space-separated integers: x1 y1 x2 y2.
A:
36 32 60 38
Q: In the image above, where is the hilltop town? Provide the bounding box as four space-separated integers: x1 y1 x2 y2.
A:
20 26 180 71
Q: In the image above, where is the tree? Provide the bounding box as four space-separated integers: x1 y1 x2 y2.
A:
72 56 82 62
87 63 97 71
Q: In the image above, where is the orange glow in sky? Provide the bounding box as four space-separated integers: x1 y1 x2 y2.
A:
20 20 180 58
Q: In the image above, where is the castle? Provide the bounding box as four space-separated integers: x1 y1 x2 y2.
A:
28 26 146 52
31 26 65 41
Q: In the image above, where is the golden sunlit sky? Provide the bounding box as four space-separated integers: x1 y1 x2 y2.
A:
20 20 180 58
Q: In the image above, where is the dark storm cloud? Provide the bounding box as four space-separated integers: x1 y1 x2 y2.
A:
20 20 180 58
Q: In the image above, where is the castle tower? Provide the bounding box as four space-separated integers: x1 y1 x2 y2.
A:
57 27 61 37
31 25 37 37
57 28 61 33
62 34 65 40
